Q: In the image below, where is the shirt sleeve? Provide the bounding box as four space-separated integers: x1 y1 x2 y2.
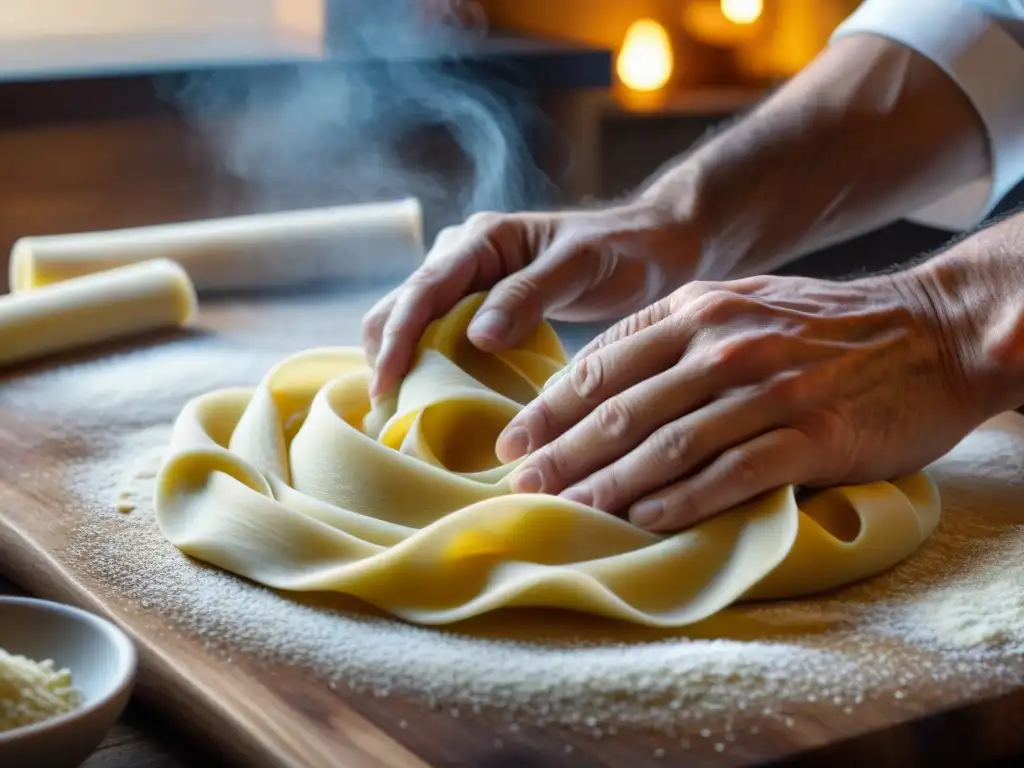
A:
831 0 1024 231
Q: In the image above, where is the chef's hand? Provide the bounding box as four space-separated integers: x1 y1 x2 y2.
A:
495 272 979 532
363 202 699 399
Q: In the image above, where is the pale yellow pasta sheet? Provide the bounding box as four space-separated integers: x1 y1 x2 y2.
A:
154 293 941 626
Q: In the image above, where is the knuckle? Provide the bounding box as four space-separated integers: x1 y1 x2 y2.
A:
380 304 422 344
466 210 502 231
380 320 408 344
606 300 669 344
691 280 718 293
709 332 782 372
798 412 850 472
569 354 606 402
767 371 812 407
693 289 745 325
593 398 633 441
588 468 628 512
550 232 588 258
530 449 567 489
722 448 760 487
430 225 461 249
707 336 755 370
633 306 658 331
661 491 703 529
363 327 385 358
362 306 389 340
637 298 672 330
522 394 558 443
494 273 540 304
605 320 631 344
573 329 611 361
706 330 785 372
733 275 771 294
669 280 716 312
407 264 443 288
753 330 790 353
667 307 692 336
591 320 628 348
651 425 690 467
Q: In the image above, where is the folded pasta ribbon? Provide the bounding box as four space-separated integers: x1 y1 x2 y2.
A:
154 293 941 626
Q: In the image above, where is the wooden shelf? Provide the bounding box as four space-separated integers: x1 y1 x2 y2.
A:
0 28 610 88
605 86 768 118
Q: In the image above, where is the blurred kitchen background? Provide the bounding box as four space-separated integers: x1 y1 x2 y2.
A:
0 0 1020 292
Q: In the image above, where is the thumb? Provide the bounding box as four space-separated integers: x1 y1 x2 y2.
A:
467 247 584 351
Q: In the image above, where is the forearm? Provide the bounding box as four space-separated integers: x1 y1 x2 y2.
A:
909 209 1024 419
638 33 989 279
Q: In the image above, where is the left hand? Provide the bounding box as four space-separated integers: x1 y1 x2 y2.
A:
495 272 982 532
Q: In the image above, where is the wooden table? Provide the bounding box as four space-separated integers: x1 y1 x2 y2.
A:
3 573 1022 768
2 294 1024 768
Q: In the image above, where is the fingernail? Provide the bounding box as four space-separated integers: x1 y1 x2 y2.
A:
469 309 511 341
511 467 544 493
630 499 663 529
561 487 593 507
497 427 529 462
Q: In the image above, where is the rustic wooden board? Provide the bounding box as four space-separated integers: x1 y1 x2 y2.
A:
0 286 1022 768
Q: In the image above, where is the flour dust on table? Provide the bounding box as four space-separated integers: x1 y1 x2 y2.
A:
71 413 1024 746
1 290 1019 755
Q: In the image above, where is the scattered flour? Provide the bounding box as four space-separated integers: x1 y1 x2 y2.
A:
3 291 1024 748
891 565 1024 650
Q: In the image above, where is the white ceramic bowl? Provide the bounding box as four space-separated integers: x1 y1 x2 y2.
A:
0 596 137 768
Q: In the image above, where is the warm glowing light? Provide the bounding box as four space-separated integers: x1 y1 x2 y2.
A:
616 19 674 92
721 0 763 24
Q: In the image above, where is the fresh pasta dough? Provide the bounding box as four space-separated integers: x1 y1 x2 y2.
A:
10 198 423 294
0 259 197 370
154 293 941 627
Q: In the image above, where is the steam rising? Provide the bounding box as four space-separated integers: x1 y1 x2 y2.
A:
163 0 553 241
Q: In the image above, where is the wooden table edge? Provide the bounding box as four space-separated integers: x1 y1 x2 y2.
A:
0 514 430 768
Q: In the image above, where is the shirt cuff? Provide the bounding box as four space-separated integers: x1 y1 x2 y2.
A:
831 0 1024 231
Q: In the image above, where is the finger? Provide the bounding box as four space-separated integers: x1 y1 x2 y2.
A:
569 297 674 365
497 314 684 464
371 271 467 399
569 280 721 364
500 298 820 466
628 427 818 532
361 286 403 368
467 241 595 352
553 376 796 507
370 217 520 398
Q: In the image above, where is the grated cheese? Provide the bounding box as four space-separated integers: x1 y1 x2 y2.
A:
0 647 83 732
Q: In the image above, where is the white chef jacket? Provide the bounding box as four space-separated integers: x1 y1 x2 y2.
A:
832 0 1024 231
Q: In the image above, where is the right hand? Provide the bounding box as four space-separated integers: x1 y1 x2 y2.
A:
362 201 700 399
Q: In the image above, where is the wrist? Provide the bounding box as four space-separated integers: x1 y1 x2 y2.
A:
633 34 990 282
625 169 711 279
632 106 839 281
636 154 771 281
908 216 1024 419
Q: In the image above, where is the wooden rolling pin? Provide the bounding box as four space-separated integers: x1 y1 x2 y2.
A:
10 198 424 294
0 259 197 369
